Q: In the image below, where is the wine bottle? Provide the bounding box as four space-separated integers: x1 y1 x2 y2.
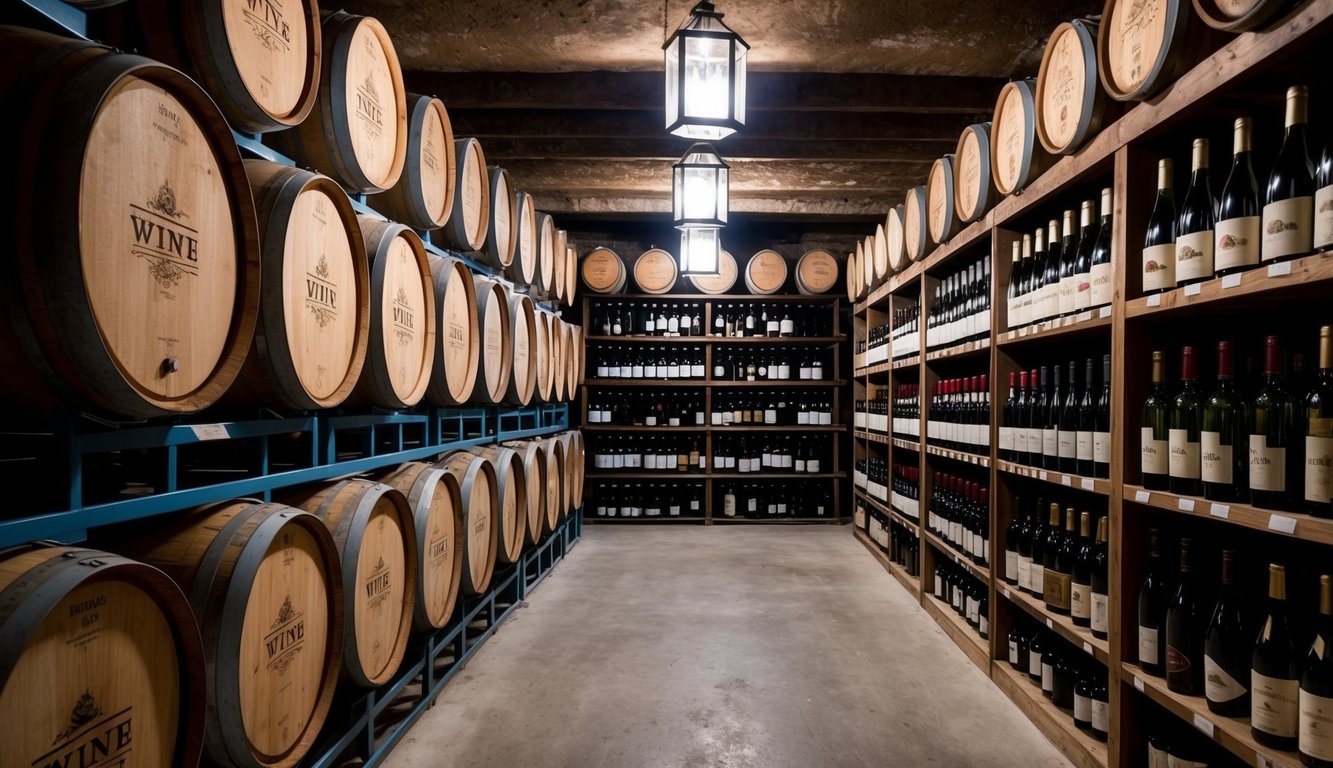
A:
1090 188 1114 308
1060 360 1079 474
1028 628 1046 684
1205 549 1251 717
1166 538 1205 695
1027 368 1043 467
1043 365 1060 470
1169 346 1204 497
1091 515 1110 641
1263 86 1314 263
1177 138 1216 286
1319 136 1333 251
1252 563 1300 752
1007 240 1022 330
1044 219 1062 321
1031 227 1050 324
1071 511 1094 627
1090 671 1110 742
1074 667 1095 731
1307 326 1333 519
1251 335 1299 511
1077 358 1097 478
1300 574 1333 767
1001 371 1018 463
1217 117 1262 275
1203 341 1249 502
1139 527 1167 676
1059 210 1078 317
1074 200 1095 312
1144 158 1177 294
1004 496 1023 586
1033 502 1056 602
1142 351 1172 490
1095 354 1113 479
1018 498 1038 594
1044 507 1075 615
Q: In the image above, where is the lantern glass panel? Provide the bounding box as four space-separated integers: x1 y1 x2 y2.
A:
679 228 721 276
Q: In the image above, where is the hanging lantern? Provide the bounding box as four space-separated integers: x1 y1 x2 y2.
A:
663 1 749 141
678 227 721 276
672 142 729 228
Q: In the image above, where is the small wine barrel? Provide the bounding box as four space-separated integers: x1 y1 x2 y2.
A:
562 321 578 403
688 249 739 294
991 79 1053 195
903 186 932 262
434 451 500 596
286 479 417 689
1097 0 1192 101
1192 0 1290 31
581 246 627 293
927 154 962 245
483 166 516 269
845 248 860 303
0 546 206 768
437 138 490 252
353 217 436 409
861 235 875 292
634 248 679 294
536 213 557 297
124 500 342 768
503 439 548 545
565 243 580 308
131 0 321 133
379 462 463 632
271 12 407 193
886 205 909 272
558 430 585 511
0 29 262 419
473 445 527 565
471 275 514 405
231 161 369 410
872 225 890 283
368 95 455 230
1036 19 1106 155
552 229 570 304
550 316 567 403
543 435 566 530
533 310 556 403
425 255 480 406
796 249 840 295
510 191 540 287
745 249 788 294
954 123 998 224
505 291 537 405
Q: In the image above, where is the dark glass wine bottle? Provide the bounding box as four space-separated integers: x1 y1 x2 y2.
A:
1252 563 1300 752
1007 239 1022 330
1205 549 1251 717
1138 527 1167 676
1058 210 1077 317
1004 496 1023 586
1169 346 1204 497
1060 360 1079 474
1071 511 1094 628
1044 365 1060 471
1143 159 1177 294
1044 507 1075 615
1306 325 1333 519
1074 200 1095 312
1018 497 1039 596
1263 85 1314 263
1095 354 1112 479
1217 117 1262 275
1090 516 1110 641
1203 341 1248 502
1299 574 1333 767
1251 335 1299 511
1319 135 1333 251
1142 351 1171 490
1177 138 1216 286
1165 538 1205 695
1042 220 1061 323
1090 188 1114 309
1090 670 1109 742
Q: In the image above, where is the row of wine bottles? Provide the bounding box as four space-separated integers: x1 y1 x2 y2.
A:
1144 723 1234 768
891 465 921 520
865 321 891 364
585 392 705 426
926 375 990 454
892 301 922 359
855 394 889 433
1006 188 1115 330
593 302 705 337
862 508 920 576
1141 86 1333 295
720 482 831 519
893 384 921 438
1000 355 1113 479
926 472 989 566
931 560 989 640
1140 328 1332 517
711 349 829 381
591 481 705 518
1006 621 1109 742
711 303 833 338
591 347 706 379
1002 499 1110 635
590 436 705 472
710 393 835 426
926 254 992 350
712 436 826 474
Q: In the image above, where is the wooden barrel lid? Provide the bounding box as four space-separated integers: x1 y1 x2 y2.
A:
474 445 526 565
886 205 908 271
1036 20 1104 155
354 217 435 409
565 243 579 307
379 462 463 633
425 255 479 405
845 249 859 303
954 123 997 224
991 79 1049 195
634 248 678 294
552 229 569 302
796 249 839 295
545 435 568 522
434 452 498 596
448 138 490 252
504 291 537 406
927 154 961 244
872 225 890 280
687 249 738 294
561 322 577 402
369 95 455 230
860 236 874 291
1098 0 1190 101
471 275 513 404
745 249 788 295
903 185 931 262
536 213 557 295
533 310 555 402
1192 0 1287 31
503 440 548 545
484 166 516 269
511 191 539 286
549 316 566 402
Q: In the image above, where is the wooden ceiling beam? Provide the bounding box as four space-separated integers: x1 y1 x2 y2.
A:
476 136 957 162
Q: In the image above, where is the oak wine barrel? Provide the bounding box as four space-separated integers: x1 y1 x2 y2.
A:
484 166 517 269
872 224 890 283
552 229 569 304
125 500 342 768
471 274 514 405
368 94 455 230
434 451 500 596
903 185 932 262
425 255 480 406
502 439 549 545
286 479 417 689
1036 19 1107 155
537 213 557 297
550 316 567 403
634 248 679 294
562 321 579 402
860 235 875 292
505 290 538 405
0 29 262 419
1097 0 1196 101
534 309 556 403
1192 0 1292 31
954 123 998 224
353 217 436 409
271 12 407 193
795 249 840 295
845 248 861 303
991 78 1053 196
232 161 370 410
543 435 566 530
886 205 909 272
436 137 490 252
510 191 540 286
378 462 464 633
745 249 788 295
0 546 206 768
927 154 962 245
558 430 585 510
582 246 629 294
565 243 580 308
473 445 528 565
687 249 739 294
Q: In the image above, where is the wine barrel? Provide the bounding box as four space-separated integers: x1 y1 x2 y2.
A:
557 430 585 511
552 229 570 304
503 439 548 545
860 235 875 292
437 138 490 252
1036 19 1107 155
991 79 1053 196
378 462 463 632
483 166 516 269
505 290 537 405
131 0 321 133
425 255 480 405
1097 0 1193 101
0 29 261 419
473 445 527 565
368 95 455 230
634 248 678 294
0 546 206 768
886 205 909 272
561 321 578 403
687 249 739 294
353 217 436 409
745 249 788 294
565 243 580 308
927 154 962 245
286 479 417 689
271 12 407 193
903 186 932 262
124 500 342 768
471 275 514 404
231 161 370 410
582 246 628 293
570 430 586 509
1192 0 1291 31
954 123 998 224
543 435 567 529
536 213 557 297
845 248 861 303
872 225 890 283
510 191 540 287
533 310 556 403
550 316 567 403
795 249 840 295
434 451 500 596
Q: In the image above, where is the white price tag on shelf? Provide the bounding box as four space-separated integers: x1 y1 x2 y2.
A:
1081 478 1095 491
1184 283 1203 297
1083 642 1093 655
1061 475 1072 486
1099 305 1112 318
1147 294 1162 307
189 424 230 441
1135 490 1151 504
1209 504 1230 519
1077 311 1092 322
1134 676 1145 692
1256 754 1276 768
1268 514 1298 535
1002 588 1011 600
1268 261 1293 278
1192 714 1215 739
1178 498 1195 512
1020 327 1028 337
1046 618 1053 629
1039 471 1048 482
1221 273 1244 290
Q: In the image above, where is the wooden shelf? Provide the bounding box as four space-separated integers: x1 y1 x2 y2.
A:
1123 663 1302 768
854 488 920 534
1123 484 1333 547
891 355 921 370
1125 252 1333 319
892 437 921 452
991 663 1110 768
854 528 921 597
997 309 1113 347
920 593 990 674
924 444 990 468
855 429 890 445
924 531 991 583
997 583 1110 665
856 361 891 377
925 336 991 362
996 460 1111 496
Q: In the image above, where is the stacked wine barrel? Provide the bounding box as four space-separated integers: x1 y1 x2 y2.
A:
583 246 843 297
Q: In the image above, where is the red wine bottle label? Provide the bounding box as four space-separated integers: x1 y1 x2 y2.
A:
1248 436 1288 492
1168 429 1201 479
1176 231 1215 283
1075 272 1092 310
1205 655 1248 705
1090 263 1113 307
1142 427 1169 475
1059 430 1077 459
1018 557 1032 592
1252 671 1300 737
1059 277 1076 315
1316 185 1333 250
1092 593 1109 634
1043 428 1058 457
1300 689 1333 761
1201 432 1233 484
1305 434 1333 503
1138 626 1159 666
1166 644 1192 677
1091 699 1108 733
1094 431 1112 464
1143 243 1176 292
1216 216 1261 271
1044 570 1072 611
1071 581 1092 620
1262 197 1314 262
1075 692 1092 723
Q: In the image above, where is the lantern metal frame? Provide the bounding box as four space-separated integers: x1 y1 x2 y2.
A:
663 1 749 141
678 226 722 276
672 142 730 229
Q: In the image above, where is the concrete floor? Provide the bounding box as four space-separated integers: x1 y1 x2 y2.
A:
382 526 1074 768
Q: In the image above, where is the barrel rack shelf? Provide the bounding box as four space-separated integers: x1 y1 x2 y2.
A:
850 3 1333 768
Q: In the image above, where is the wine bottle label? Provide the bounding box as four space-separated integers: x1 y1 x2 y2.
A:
1204 654 1248 705
1017 557 1031 592
1166 644 1192 679
1175 230 1215 283
1305 434 1333 503
1029 652 1042 677
723 495 736 516
1252 671 1300 738
1074 693 1092 724
1059 430 1077 459
1059 276 1076 315
1168 429 1201 479
1008 640 1019 665
1142 243 1176 292
1006 550 1019 582
1317 185 1333 250
1091 699 1108 733
1147 744 1169 768
597 364 610 377
1248 435 1287 492
1089 263 1113 307
999 426 1015 453
1216 215 1261 271
1014 427 1028 454
1141 427 1169 475
1028 427 1044 455
1094 431 1112 464
1262 196 1314 262
1301 689 1333 760
1071 582 1092 620
1043 428 1058 458
1092 593 1109 634
1075 272 1092 310
1201 431 1233 484
1042 663 1054 692
1076 431 1093 462
1138 626 1159 666
1044 569 1072 611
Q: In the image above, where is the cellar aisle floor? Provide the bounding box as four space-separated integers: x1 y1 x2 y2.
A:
381 526 1075 768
